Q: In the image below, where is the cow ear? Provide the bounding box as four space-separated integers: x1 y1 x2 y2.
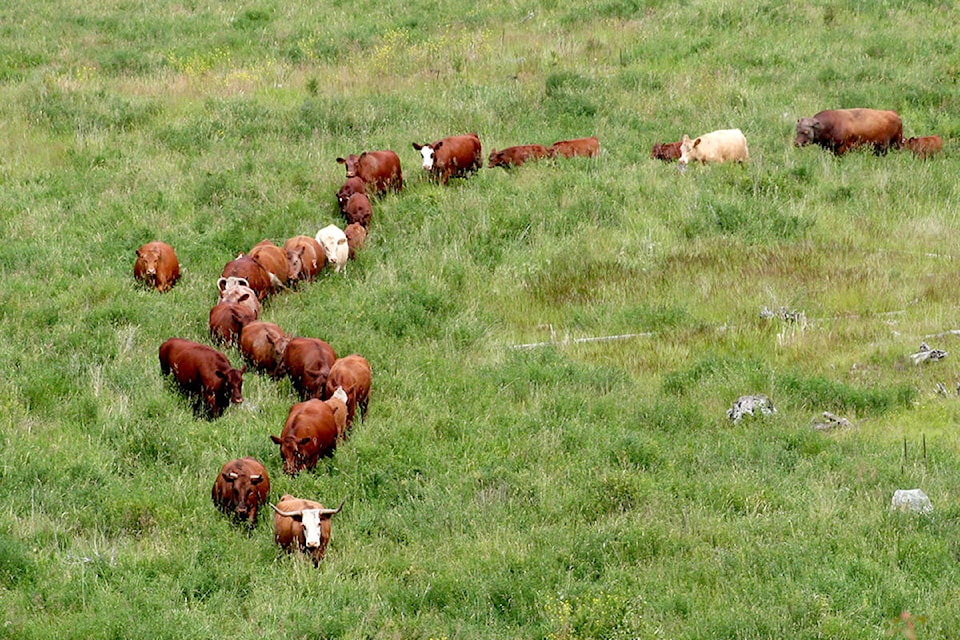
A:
298 437 312 445
250 474 264 485
218 277 228 292
336 157 345 164
693 138 702 148
270 434 282 444
412 142 422 150
223 472 237 482
434 141 443 150
215 370 228 381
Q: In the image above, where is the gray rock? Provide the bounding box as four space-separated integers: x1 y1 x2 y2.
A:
727 394 776 423
891 489 933 515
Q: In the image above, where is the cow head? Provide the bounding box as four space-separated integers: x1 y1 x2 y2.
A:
271 433 314 475
413 141 440 171
794 117 820 147
678 135 699 165
336 154 361 178
216 366 246 407
136 247 161 280
221 469 269 524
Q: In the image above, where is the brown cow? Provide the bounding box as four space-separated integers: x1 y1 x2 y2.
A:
283 337 337 400
283 236 325 282
325 387 350 440
217 277 261 319
221 254 272 301
239 321 290 379
651 141 682 162
342 192 373 228
412 133 483 184
159 338 245 419
902 135 943 159
272 494 344 566
248 240 290 291
550 137 600 158
211 457 270 526
795 108 903 155
325 354 372 428
209 301 257 346
336 150 403 195
134 241 180 292
487 144 551 168
336 176 367 212
270 399 340 475
344 223 367 260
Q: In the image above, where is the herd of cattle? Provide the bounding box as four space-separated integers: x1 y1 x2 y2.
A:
133 109 936 564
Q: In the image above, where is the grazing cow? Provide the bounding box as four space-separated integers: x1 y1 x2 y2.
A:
902 135 943 159
344 223 367 260
222 254 273 300
651 141 682 162
134 241 180 292
239 321 290 379
795 108 903 156
272 494 344 566
336 150 403 195
211 457 270 526
550 136 600 158
217 277 261 319
412 133 483 184
283 235 325 282
325 354 372 427
679 129 749 165
316 224 349 273
487 144 551 168
336 177 367 212
209 301 257 346
248 240 290 291
342 192 373 228
283 337 337 400
270 399 340 475
159 338 245 419
325 387 350 440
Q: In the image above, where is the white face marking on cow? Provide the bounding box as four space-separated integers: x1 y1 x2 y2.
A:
300 509 322 548
419 146 435 170
332 386 348 403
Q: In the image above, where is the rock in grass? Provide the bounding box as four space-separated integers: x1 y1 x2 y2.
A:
727 394 776 423
891 489 933 515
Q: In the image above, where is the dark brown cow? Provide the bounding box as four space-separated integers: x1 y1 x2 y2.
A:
795 108 903 156
344 223 367 260
270 399 340 475
222 254 273 301
134 241 180 292
336 150 403 195
239 321 290 379
325 354 372 428
283 337 337 400
211 457 270 526
209 301 257 346
248 240 290 291
272 494 344 566
651 141 682 162
902 135 943 159
487 144 551 168
336 177 367 212
342 192 373 228
283 236 325 282
550 136 600 158
412 133 483 184
159 338 245 419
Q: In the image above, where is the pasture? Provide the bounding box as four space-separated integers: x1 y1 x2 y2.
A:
3 1 960 638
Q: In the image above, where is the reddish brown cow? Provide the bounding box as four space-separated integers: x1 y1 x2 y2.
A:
651 141 682 162
248 240 290 291
325 354 372 428
134 241 180 292
239 321 290 379
336 177 367 212
159 338 245 419
412 133 483 184
283 236 325 282
487 144 551 168
211 457 270 526
272 494 344 565
271 399 340 475
344 223 367 260
342 192 373 228
222 255 273 301
902 135 943 159
550 137 600 158
336 150 403 195
283 337 337 400
795 108 903 155
209 302 257 346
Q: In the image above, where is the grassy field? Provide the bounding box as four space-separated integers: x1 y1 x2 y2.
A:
3 1 960 638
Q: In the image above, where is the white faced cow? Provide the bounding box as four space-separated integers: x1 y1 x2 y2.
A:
678 128 749 166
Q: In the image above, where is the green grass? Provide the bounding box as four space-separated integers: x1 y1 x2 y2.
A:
4 0 960 638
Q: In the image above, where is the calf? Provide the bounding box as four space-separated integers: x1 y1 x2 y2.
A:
487 144 551 168
211 457 270 526
272 494 344 566
902 135 943 159
217 277 261 319
159 338 245 419
336 177 367 212
325 354 372 428
134 241 180 292
222 254 272 300
679 129 749 165
270 399 340 475
316 224 349 273
550 136 600 158
344 223 367 260
248 240 290 291
412 133 483 184
283 235 325 282
283 337 337 400
239 321 290 379
795 108 903 156
209 301 257 346
336 150 403 195
651 141 682 162
342 192 373 228
325 387 350 440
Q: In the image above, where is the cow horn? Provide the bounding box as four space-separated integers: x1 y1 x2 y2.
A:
319 499 346 516
270 504 303 517
226 472 239 480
